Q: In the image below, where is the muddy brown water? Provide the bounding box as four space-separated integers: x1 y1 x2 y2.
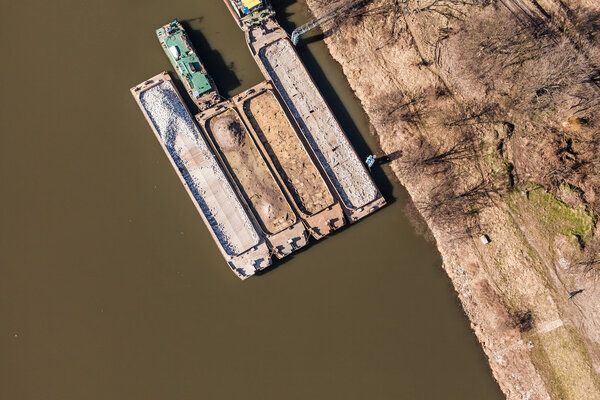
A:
0 0 502 399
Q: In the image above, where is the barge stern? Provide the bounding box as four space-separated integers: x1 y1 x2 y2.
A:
224 0 275 30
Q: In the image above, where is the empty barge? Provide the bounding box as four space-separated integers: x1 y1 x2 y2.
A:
156 20 220 110
246 25 386 222
233 82 346 239
131 72 271 279
196 101 309 257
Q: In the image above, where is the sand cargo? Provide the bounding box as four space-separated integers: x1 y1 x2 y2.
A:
131 72 271 279
245 22 386 222
196 101 310 257
233 82 346 239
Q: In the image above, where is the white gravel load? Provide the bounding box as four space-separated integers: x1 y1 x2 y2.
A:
260 39 378 210
139 82 260 256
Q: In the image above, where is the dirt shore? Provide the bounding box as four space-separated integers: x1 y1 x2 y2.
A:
304 0 600 398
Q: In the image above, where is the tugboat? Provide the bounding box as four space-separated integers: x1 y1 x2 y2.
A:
223 0 274 30
156 19 221 110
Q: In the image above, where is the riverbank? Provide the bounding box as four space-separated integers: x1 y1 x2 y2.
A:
304 0 600 398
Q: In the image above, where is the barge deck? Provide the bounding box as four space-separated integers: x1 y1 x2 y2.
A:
246 24 386 222
233 82 346 239
196 102 308 258
131 72 271 279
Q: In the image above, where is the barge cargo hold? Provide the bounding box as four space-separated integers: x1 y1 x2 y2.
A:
246 25 386 223
131 72 271 279
196 102 309 258
233 82 346 239
156 20 220 110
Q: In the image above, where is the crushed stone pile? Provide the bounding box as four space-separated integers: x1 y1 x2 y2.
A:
140 82 259 255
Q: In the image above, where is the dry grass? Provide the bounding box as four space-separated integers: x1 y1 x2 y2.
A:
526 325 600 399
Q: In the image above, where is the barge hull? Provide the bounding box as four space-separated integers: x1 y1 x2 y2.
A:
247 25 386 222
131 72 271 279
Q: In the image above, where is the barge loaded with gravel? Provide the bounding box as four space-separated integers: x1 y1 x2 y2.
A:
196 101 309 257
245 23 386 223
156 19 220 110
131 72 271 279
233 82 346 239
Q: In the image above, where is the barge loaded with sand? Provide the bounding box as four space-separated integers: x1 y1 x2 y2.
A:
196 101 309 258
245 22 386 222
156 19 220 110
233 82 346 239
131 73 271 279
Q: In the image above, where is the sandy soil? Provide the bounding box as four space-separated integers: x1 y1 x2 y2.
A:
245 91 334 215
208 109 295 234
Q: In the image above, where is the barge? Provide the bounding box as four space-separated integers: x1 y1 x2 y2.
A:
131 72 271 279
233 82 346 239
156 19 220 110
196 101 309 257
245 24 386 222
223 0 274 30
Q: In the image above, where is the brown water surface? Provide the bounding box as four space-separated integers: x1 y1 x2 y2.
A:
0 0 502 398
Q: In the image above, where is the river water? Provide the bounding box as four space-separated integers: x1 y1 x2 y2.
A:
1 0 502 398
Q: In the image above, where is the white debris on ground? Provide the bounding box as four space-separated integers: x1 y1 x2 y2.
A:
140 82 260 256
260 39 378 210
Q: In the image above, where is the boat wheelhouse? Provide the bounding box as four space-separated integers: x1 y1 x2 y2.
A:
223 0 274 30
156 19 221 110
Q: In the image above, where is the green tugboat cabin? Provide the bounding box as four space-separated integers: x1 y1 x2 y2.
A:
156 19 220 110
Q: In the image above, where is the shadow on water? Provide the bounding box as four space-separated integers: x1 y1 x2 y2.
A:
271 0 302 31
181 19 242 96
299 32 326 46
